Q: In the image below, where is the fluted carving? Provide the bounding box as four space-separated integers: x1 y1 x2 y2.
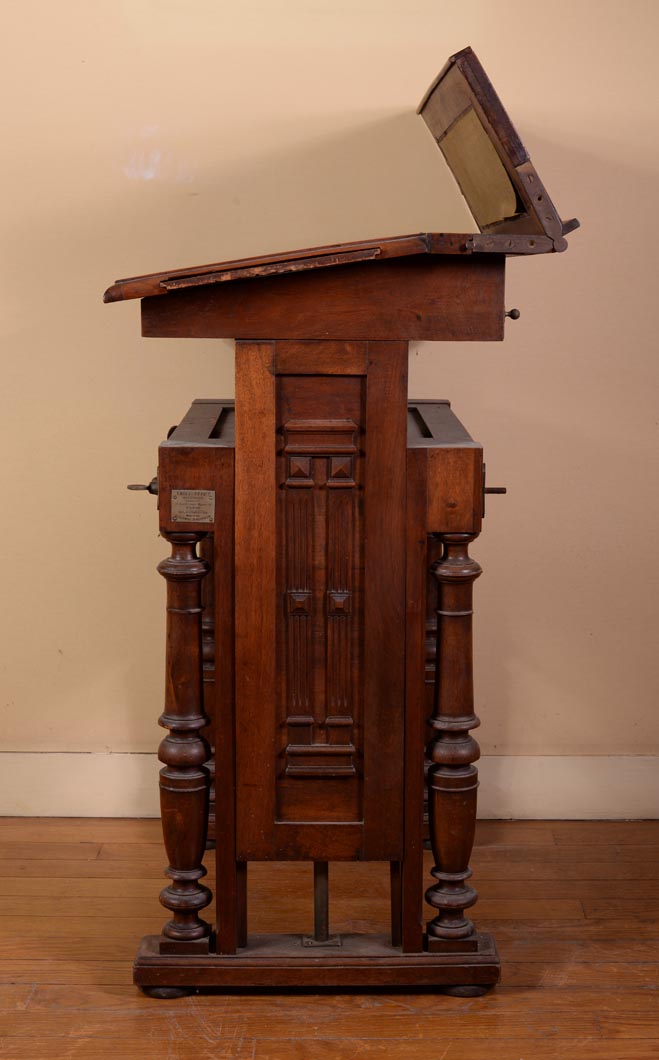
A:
425 533 482 952
157 531 212 950
282 418 359 777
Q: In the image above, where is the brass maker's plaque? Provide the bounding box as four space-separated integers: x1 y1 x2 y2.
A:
171 489 215 523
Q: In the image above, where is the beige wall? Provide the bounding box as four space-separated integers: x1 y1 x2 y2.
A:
2 0 658 815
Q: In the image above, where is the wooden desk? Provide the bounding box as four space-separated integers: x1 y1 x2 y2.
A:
106 46 577 995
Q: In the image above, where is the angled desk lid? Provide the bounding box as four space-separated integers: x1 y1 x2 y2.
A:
104 46 578 304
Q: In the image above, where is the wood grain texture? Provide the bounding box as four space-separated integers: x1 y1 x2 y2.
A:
232 341 411 868
234 341 277 860
401 448 429 952
210 446 241 954
156 532 212 951
250 1046 659 1060
104 234 435 302
0 1041 253 1060
140 256 505 342
361 342 408 860
0 820 657 1056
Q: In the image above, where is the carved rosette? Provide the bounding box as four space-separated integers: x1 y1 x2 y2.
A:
157 531 212 948
425 533 482 951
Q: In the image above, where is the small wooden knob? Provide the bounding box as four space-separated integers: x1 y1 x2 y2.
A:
505 308 521 320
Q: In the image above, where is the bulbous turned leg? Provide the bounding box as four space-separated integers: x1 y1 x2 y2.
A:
199 533 216 849
423 534 443 847
157 531 213 954
425 533 482 954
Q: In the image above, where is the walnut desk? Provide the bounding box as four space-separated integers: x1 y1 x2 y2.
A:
104 47 578 996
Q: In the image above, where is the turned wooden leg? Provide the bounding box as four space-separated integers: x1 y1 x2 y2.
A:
157 531 212 954
423 534 444 844
199 534 216 848
425 533 482 953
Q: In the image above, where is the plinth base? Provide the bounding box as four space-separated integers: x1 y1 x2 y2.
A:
134 932 500 992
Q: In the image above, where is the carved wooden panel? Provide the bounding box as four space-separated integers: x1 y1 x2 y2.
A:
281 418 360 780
275 378 364 825
234 342 406 861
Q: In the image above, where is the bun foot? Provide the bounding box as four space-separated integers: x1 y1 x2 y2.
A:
141 985 190 999
443 984 493 997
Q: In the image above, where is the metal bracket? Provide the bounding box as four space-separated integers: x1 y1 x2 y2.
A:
301 934 342 948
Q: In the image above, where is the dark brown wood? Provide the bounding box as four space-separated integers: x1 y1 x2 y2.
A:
275 340 369 375
362 342 408 858
156 532 212 953
199 534 216 846
426 447 483 534
104 235 433 302
425 533 482 953
234 342 277 860
234 341 407 863
136 391 498 986
158 409 242 953
400 447 427 953
210 446 241 955
423 534 444 838
134 932 500 989
140 256 506 342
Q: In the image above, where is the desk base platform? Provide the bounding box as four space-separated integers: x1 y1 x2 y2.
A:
134 933 501 994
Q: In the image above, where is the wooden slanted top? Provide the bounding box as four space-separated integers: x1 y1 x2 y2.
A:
104 46 578 305
104 233 451 303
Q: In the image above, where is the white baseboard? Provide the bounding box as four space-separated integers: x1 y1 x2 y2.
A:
0 752 656 819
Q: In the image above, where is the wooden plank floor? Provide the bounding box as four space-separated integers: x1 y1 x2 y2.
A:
0 819 658 1058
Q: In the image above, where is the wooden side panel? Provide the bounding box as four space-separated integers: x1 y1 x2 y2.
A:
141 257 505 342
234 342 277 859
362 342 408 859
234 340 408 862
275 341 369 375
158 446 228 535
213 451 240 954
275 375 365 826
426 447 483 534
401 447 428 952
